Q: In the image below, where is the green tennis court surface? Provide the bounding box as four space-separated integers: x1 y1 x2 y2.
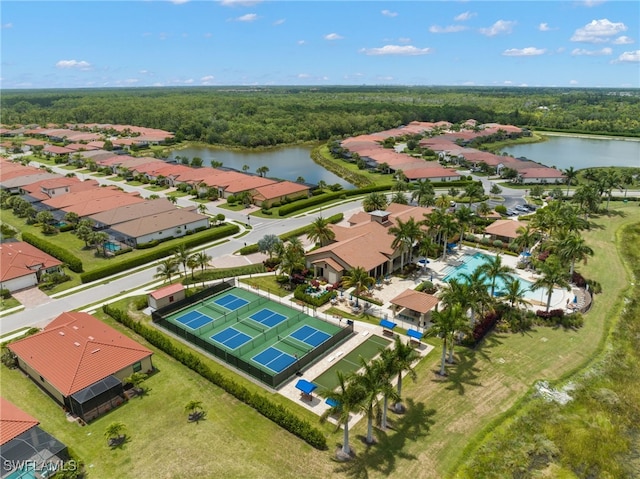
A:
312 335 391 392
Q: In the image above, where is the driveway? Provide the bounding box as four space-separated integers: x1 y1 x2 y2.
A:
11 287 52 309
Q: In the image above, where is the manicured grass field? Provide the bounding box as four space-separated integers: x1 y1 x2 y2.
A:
240 275 290 297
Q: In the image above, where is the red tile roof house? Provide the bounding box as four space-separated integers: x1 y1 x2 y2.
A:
484 219 529 243
20 178 100 205
304 204 432 283
517 167 566 184
0 241 63 292
218 175 277 198
0 398 69 477
41 187 144 221
251 181 311 207
402 165 462 182
148 283 185 310
8 312 154 423
0 166 61 193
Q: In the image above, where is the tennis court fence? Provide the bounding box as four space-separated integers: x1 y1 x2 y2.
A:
152 281 234 322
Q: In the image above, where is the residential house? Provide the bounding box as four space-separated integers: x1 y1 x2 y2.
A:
8 312 154 422
0 241 63 292
251 181 310 207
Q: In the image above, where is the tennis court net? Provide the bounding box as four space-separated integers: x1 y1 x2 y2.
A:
240 318 267 334
202 301 227 317
281 336 311 354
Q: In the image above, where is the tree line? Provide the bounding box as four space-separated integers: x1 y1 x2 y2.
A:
2 86 638 148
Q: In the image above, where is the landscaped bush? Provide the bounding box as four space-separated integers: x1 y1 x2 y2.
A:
182 263 266 285
22 232 83 273
80 224 239 283
102 305 327 450
535 309 565 320
495 205 507 215
238 244 260 255
293 284 336 307
415 281 437 294
0 288 11 300
465 310 503 346
59 224 74 233
278 185 390 216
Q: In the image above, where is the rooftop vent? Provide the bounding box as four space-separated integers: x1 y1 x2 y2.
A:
88 335 94 340
73 342 80 347
91 348 100 354
59 332 65 336
72 326 79 330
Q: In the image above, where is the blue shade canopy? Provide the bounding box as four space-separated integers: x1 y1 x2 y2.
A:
380 319 397 329
325 397 339 408
295 379 317 394
407 329 423 340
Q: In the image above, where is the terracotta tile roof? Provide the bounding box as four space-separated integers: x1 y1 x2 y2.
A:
519 167 565 178
390 289 439 314
484 219 528 239
150 283 184 300
1 172 61 189
252 181 310 200
23 139 47 147
403 166 461 180
223 175 277 194
8 312 152 397
64 143 100 152
0 161 44 181
110 209 208 238
43 187 144 217
310 257 344 272
0 398 39 445
0 241 62 282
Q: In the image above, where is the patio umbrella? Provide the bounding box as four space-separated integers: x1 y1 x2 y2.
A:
573 295 578 304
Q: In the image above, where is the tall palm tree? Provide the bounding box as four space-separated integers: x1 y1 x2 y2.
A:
389 335 419 413
362 191 388 212
435 193 450 210
555 232 594 278
563 166 578 197
319 371 365 457
455 206 474 250
307 216 335 247
154 258 178 284
532 255 571 312
572 184 601 218
478 254 514 297
197 203 208 215
256 165 269 177
378 348 401 428
464 182 485 209
342 266 375 306
459 267 491 326
352 358 387 444
438 213 457 260
391 190 408 205
192 251 212 286
174 245 191 278
388 217 418 271
512 225 539 254
278 240 305 288
411 179 435 206
429 304 465 375
186 254 199 282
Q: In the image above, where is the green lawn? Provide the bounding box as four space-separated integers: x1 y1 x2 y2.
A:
240 275 290 297
0 297 22 312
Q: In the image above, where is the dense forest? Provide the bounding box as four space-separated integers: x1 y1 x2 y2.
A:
2 86 639 147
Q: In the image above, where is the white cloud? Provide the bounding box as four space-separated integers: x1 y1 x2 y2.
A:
454 11 476 21
55 60 91 70
616 50 640 62
273 19 285 26
538 23 551 32
479 20 516 37
138 70 153 75
297 40 305 45
381 9 398 18
1 23 12 29
398 37 411 44
219 0 262 6
297 73 311 79
571 47 612 56
613 36 633 45
123 79 139 84
429 25 468 34
569 80 579 85
577 0 606 7
201 75 215 83
324 33 343 41
359 45 433 56
171 0 190 4
376 76 394 82
503 80 513 85
184 79 194 84
571 19 627 43
503 47 546 56
236 13 258 22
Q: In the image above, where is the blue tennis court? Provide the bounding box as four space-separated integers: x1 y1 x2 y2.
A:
249 308 288 328
214 294 250 311
290 325 331 347
252 347 297 373
211 327 252 350
175 311 214 330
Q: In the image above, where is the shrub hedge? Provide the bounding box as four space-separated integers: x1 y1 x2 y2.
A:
278 185 390 216
80 224 239 283
102 305 327 450
293 284 336 307
21 232 83 273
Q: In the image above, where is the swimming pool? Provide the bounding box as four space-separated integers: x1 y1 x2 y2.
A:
443 252 553 303
104 241 121 252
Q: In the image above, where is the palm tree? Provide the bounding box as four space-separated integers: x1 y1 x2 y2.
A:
278 240 305 288
532 255 571 312
512 225 539 254
389 335 419 413
362 191 388 212
555 232 594 279
429 304 465 375
352 358 387 444
378 348 401 428
197 203 208 215
478 254 514 297
167 195 178 205
104 422 127 447
185 400 206 423
502 277 529 310
435 193 450 210
411 179 435 206
438 213 457 260
192 251 212 286
307 216 335 247
186 254 199 282
455 206 474 250
319 371 365 458
388 217 417 271
476 202 492 222
256 165 269 177
154 258 178 284
564 166 578 197
459 267 491 326
464 182 485 209
391 190 408 205
242 164 250 172
342 266 375 306
174 245 191 278
124 372 148 395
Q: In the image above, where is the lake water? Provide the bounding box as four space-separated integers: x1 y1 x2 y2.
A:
502 135 640 171
169 146 354 189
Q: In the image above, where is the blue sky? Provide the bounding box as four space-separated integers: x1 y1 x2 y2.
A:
1 1 639 89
